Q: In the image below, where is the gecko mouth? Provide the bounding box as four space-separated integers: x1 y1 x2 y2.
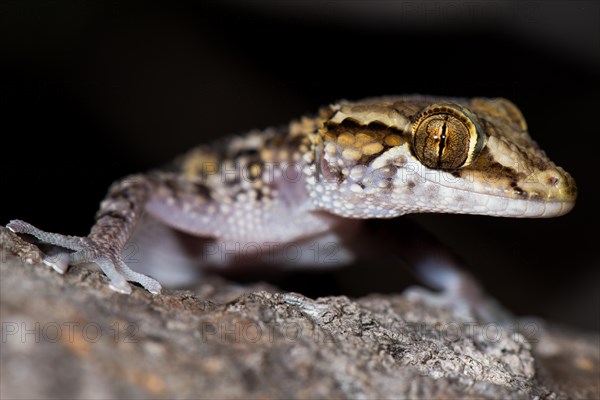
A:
455 191 575 218
415 166 577 218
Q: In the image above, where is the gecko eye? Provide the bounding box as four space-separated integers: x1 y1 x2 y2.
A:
412 104 485 170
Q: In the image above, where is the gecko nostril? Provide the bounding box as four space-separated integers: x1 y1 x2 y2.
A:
547 176 560 186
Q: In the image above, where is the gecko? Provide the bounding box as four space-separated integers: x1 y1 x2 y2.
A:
5 96 577 300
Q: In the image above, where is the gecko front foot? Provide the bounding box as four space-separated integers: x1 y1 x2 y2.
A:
6 220 162 295
403 259 514 324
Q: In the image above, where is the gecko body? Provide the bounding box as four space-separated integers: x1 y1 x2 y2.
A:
7 96 577 294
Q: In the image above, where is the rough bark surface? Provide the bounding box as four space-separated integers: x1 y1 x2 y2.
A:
1 228 598 399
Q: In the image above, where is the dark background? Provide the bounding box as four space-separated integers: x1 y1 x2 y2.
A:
0 1 598 331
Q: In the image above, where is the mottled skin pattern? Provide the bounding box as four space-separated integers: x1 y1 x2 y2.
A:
7 96 577 294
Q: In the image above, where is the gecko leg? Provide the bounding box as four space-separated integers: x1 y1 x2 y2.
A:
400 251 512 323
360 219 513 323
6 175 162 294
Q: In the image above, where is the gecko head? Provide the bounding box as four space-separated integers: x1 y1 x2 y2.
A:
312 96 577 218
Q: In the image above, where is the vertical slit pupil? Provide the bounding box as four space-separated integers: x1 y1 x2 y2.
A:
437 121 447 166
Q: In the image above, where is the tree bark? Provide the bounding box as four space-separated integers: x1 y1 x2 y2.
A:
1 228 598 399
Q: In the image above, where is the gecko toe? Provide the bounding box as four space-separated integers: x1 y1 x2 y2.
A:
42 247 71 274
115 260 162 294
109 281 133 294
7 219 28 234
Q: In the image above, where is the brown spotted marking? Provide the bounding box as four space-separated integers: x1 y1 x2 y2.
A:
320 119 406 165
